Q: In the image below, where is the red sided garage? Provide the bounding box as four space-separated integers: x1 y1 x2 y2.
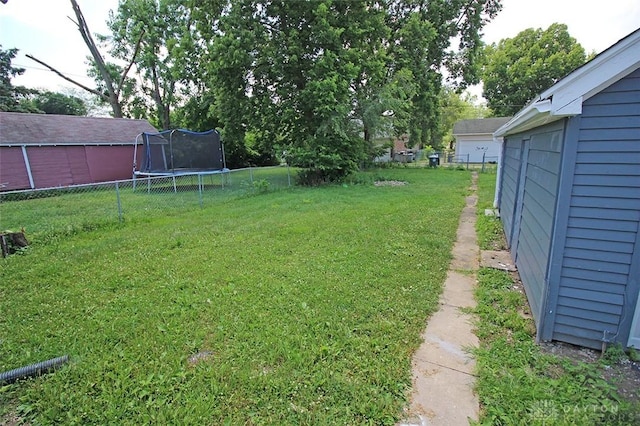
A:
0 112 157 191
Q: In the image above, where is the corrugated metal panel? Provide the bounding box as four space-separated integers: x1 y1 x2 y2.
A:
553 68 640 349
0 147 31 191
86 146 139 182
27 147 73 188
65 146 92 185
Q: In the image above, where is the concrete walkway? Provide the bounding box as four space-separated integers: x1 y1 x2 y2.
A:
399 172 480 426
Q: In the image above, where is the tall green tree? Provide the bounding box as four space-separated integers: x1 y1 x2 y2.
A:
0 45 39 112
388 0 502 149
106 0 195 129
207 0 258 167
26 91 88 116
438 87 489 149
482 23 587 116
208 0 501 181
96 0 501 178
271 0 367 183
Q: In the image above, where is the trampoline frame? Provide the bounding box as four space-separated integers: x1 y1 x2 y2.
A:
132 129 229 192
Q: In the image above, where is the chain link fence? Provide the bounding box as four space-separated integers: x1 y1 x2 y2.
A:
0 166 293 240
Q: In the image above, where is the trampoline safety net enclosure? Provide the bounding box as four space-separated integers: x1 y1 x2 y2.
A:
133 129 227 177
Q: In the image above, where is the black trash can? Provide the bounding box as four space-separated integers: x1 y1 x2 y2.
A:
428 154 439 168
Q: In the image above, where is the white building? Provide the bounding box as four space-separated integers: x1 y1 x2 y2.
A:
453 117 511 163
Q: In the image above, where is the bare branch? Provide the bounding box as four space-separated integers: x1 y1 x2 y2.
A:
116 29 145 98
25 54 107 100
69 0 122 117
66 15 78 27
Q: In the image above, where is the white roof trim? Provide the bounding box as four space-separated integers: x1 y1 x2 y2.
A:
495 28 640 137
453 132 497 137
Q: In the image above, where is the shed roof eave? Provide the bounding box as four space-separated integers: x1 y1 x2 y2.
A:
453 132 495 137
494 99 553 137
494 29 640 138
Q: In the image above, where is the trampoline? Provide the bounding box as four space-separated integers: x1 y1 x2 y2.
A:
132 129 229 191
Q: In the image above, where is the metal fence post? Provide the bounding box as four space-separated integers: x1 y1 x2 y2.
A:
287 165 291 187
198 174 203 208
115 181 123 222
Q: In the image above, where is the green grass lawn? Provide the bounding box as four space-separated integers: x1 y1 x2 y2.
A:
0 166 294 240
1 168 470 425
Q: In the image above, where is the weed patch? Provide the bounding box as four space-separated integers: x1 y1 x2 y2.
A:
475 173 506 250
473 268 640 425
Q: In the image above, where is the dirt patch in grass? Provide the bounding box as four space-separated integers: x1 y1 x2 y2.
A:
187 350 215 366
540 341 640 405
0 409 26 426
602 359 640 403
374 180 407 186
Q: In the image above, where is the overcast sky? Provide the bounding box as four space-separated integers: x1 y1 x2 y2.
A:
1 0 639 94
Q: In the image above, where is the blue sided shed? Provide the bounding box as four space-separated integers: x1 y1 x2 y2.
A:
493 29 640 350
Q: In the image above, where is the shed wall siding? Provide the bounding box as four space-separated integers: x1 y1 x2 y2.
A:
1 145 140 190
86 146 138 182
553 68 640 349
498 121 564 329
515 127 563 322
65 147 92 185
0 147 30 190
27 147 74 188
499 139 521 245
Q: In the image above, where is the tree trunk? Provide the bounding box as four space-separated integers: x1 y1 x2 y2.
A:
69 0 123 117
0 231 29 257
150 65 170 130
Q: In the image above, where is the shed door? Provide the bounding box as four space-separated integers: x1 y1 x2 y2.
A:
514 130 563 323
499 137 526 248
510 140 529 253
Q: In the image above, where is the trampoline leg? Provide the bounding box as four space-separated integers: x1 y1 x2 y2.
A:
172 176 177 193
147 176 151 193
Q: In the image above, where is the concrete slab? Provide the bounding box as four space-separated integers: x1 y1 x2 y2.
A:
402 347 478 424
400 172 480 426
450 198 479 272
413 306 477 374
480 250 516 272
407 364 478 425
484 208 500 217
440 271 476 309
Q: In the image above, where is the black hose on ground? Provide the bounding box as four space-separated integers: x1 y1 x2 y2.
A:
0 355 69 384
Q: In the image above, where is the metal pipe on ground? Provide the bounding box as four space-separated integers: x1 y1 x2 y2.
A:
0 355 69 384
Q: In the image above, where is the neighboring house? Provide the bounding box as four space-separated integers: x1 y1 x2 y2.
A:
0 112 157 191
494 29 640 350
373 134 415 163
453 117 511 163
392 135 416 162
